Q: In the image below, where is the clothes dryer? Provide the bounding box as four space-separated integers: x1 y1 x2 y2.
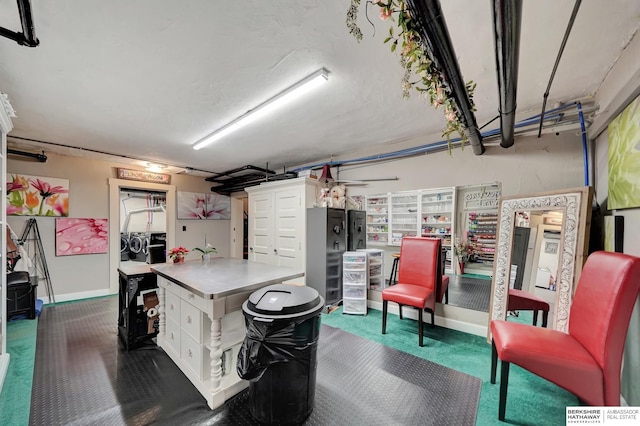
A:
120 233 130 261
128 233 148 262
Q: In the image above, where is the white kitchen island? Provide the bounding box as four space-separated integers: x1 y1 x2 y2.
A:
151 258 304 410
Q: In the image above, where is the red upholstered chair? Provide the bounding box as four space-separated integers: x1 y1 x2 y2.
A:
382 237 443 346
438 246 449 304
490 251 640 421
507 288 549 327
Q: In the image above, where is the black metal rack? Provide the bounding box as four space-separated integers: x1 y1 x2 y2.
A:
206 164 297 194
117 269 158 351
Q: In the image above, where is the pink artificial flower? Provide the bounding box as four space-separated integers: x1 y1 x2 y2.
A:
445 110 457 122
434 87 445 105
380 7 392 21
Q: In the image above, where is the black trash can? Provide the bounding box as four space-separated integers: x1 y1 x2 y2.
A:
237 284 324 425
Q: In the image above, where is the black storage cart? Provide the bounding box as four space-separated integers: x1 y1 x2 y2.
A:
7 271 37 320
117 266 159 351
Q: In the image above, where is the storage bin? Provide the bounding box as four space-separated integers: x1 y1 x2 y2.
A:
343 298 367 315
343 284 366 298
7 271 37 320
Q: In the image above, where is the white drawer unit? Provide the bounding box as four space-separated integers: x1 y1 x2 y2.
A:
165 316 181 355
180 299 202 343
181 331 204 379
157 276 248 410
343 252 368 315
357 249 386 290
165 289 181 322
151 259 304 411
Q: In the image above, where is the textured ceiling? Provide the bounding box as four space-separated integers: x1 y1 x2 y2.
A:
1 0 639 176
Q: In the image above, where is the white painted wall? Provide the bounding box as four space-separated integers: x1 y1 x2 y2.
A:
335 132 586 196
593 31 640 406
7 153 230 301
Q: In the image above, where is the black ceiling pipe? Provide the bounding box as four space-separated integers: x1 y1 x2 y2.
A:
492 0 523 148
17 0 39 47
7 148 47 162
406 0 485 155
537 0 581 138
0 0 39 47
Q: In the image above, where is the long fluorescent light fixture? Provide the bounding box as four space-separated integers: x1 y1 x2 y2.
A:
193 67 329 150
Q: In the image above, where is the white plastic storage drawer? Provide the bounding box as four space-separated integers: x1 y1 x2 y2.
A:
343 253 367 263
343 298 367 315
369 276 384 290
343 270 366 284
369 264 382 276
343 284 366 299
343 262 366 271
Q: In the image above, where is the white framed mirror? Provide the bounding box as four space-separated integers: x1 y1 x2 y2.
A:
488 187 593 334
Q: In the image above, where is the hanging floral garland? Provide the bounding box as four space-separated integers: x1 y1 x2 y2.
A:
347 0 476 150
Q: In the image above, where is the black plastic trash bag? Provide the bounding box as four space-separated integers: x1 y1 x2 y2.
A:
237 284 324 425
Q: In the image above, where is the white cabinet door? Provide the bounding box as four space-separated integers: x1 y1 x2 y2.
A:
247 177 318 284
248 191 273 263
274 188 303 269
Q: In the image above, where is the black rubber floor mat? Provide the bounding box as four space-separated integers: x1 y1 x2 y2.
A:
447 275 492 312
30 297 481 425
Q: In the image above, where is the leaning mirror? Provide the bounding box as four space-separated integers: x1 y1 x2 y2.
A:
488 187 593 334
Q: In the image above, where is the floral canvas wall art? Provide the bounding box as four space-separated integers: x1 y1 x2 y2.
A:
7 174 69 216
177 191 230 220
55 218 108 256
608 94 640 209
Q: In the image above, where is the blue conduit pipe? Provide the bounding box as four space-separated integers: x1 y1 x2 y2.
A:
291 102 582 173
576 102 589 186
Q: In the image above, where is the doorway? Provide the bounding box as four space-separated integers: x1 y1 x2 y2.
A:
108 178 176 294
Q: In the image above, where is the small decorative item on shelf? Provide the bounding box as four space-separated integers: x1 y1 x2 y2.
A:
168 246 189 264
454 238 472 275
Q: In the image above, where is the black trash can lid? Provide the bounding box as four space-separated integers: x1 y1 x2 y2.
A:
243 284 324 320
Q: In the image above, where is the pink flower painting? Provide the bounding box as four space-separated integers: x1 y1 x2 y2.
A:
55 218 108 256
177 191 230 220
6 174 70 217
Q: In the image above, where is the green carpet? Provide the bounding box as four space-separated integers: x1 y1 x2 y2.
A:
322 307 577 425
0 318 38 426
460 273 492 280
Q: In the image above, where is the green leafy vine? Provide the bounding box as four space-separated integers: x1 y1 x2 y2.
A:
347 0 477 151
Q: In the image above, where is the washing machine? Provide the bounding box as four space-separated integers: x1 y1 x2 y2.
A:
120 233 130 261
128 232 148 262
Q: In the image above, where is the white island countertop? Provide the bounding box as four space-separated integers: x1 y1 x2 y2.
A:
151 258 304 299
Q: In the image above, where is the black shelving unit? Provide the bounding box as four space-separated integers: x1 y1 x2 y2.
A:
117 268 159 351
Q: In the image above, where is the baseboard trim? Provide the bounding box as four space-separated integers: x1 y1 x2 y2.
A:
0 353 10 394
40 289 114 305
367 300 488 337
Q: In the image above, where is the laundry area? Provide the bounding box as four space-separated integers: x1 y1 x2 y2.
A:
119 189 167 265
